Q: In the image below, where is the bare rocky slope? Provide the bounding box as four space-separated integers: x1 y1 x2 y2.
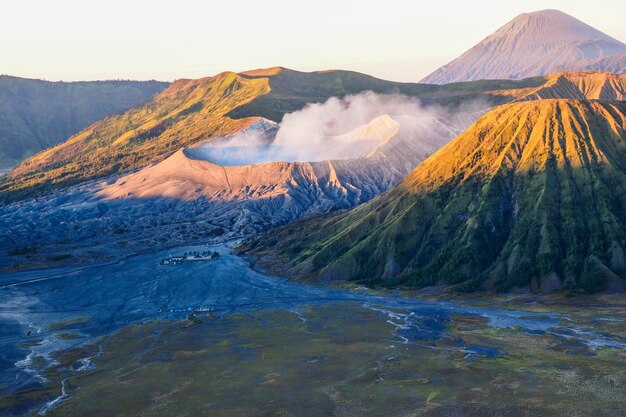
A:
422 10 626 84
98 113 463 223
0 113 466 270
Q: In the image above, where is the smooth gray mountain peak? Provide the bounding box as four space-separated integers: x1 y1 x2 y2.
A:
421 9 626 84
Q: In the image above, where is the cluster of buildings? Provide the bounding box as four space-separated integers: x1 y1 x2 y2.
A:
159 250 220 265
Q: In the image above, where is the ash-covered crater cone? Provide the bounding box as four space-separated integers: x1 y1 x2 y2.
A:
185 114 456 166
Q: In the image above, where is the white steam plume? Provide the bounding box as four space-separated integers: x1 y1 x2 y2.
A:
188 91 488 165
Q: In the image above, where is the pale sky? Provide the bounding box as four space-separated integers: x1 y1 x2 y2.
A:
2 0 625 82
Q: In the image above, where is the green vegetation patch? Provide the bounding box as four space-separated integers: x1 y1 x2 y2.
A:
3 302 625 417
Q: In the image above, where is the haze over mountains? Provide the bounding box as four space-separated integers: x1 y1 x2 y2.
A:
0 76 167 168
422 9 626 84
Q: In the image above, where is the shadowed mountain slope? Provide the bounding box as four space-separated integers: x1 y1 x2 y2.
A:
0 76 167 168
422 10 626 84
245 99 626 293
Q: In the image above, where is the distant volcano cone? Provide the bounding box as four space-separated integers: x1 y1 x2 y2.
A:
422 9 626 84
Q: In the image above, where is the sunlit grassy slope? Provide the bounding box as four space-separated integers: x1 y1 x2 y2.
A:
0 73 269 201
0 76 167 168
516 71 626 101
0 68 544 202
249 99 626 293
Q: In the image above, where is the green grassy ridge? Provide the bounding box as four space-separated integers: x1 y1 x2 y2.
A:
0 72 269 202
0 75 167 168
246 99 626 293
229 67 546 121
0 68 546 203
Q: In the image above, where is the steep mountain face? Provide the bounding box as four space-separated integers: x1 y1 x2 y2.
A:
0 76 167 168
569 53 626 74
0 67 544 203
247 99 626 293
515 72 626 101
422 10 626 84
